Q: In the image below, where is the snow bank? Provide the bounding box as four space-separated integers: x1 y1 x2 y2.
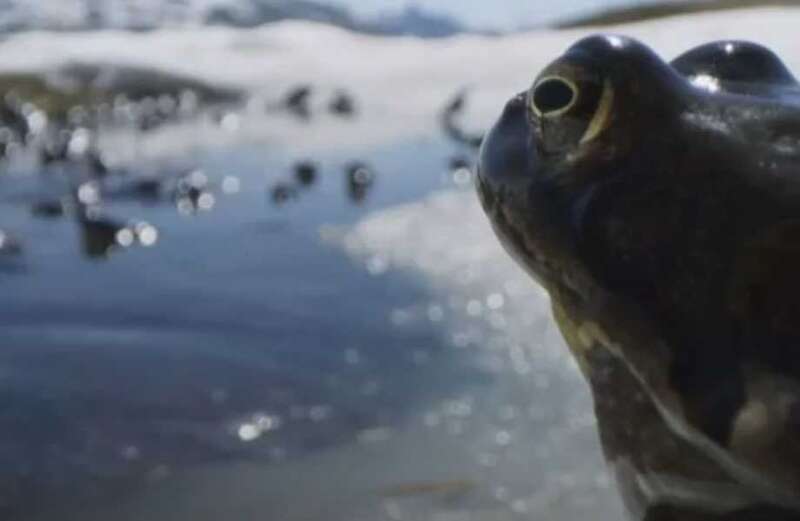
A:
0 6 795 154
0 6 798 138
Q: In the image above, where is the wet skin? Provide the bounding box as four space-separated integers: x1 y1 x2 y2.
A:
476 35 800 519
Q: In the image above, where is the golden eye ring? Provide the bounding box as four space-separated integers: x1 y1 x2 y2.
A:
530 76 579 118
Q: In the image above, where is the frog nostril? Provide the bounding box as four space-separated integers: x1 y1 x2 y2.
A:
532 77 576 116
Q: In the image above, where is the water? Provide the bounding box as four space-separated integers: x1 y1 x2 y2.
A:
0 117 508 518
0 119 629 521
0 103 629 520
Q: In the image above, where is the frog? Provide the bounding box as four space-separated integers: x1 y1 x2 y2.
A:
475 35 800 520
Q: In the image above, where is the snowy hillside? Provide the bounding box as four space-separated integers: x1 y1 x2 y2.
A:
0 0 465 37
0 7 797 151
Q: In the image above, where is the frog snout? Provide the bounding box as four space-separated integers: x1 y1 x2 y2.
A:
476 93 538 195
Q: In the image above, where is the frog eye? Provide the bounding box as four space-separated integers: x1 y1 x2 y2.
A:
529 75 615 152
531 76 578 118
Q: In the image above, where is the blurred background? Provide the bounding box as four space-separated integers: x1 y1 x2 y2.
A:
0 1 797 520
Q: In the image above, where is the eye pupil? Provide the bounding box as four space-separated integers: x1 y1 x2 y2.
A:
532 78 575 115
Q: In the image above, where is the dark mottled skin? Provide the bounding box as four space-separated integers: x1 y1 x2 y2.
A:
476 36 800 519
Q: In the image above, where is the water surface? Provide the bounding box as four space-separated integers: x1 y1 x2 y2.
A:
0 124 495 518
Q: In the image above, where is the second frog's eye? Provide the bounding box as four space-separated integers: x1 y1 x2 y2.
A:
529 72 615 154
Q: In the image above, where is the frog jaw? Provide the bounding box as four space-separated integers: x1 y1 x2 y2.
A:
552 292 800 511
552 299 767 516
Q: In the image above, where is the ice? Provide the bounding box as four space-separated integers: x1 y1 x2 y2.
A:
333 188 626 520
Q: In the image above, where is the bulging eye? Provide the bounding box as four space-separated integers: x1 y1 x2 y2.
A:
529 72 614 154
531 77 577 117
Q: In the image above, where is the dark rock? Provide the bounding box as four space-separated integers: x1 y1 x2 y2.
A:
31 200 66 219
0 98 29 141
329 91 356 117
85 149 109 178
294 161 318 187
130 179 162 201
77 212 128 259
284 85 312 119
441 89 483 150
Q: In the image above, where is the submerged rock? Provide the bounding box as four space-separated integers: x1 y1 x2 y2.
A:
128 179 163 201
31 200 66 219
270 182 298 206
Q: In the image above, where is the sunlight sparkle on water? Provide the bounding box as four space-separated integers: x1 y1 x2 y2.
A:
115 228 135 247
135 222 159 247
237 413 281 442
78 182 101 205
197 192 216 210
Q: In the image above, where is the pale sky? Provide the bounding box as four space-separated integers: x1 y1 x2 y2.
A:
326 0 643 29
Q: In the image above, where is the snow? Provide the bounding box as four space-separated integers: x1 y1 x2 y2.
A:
0 6 798 152
332 188 625 520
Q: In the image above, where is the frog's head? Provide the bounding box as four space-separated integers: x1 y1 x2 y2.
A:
477 35 800 512
476 35 693 302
